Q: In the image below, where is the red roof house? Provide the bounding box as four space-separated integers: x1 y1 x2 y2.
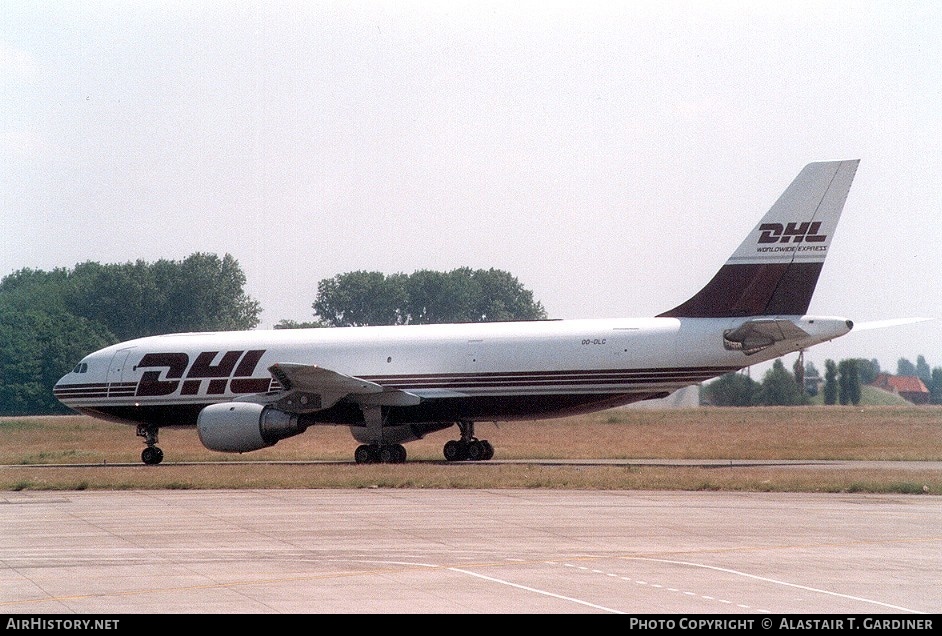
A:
870 373 930 404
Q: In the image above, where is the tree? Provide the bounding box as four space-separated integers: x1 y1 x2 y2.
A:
402 269 475 325
897 357 917 376
838 360 850 405
464 268 547 323
930 368 942 405
311 268 547 327
846 359 862 405
824 359 838 405
855 358 880 385
0 304 112 415
0 254 261 415
702 372 760 406
837 359 861 406
804 361 821 397
916 355 932 384
62 253 260 340
757 359 805 406
313 271 408 327
274 319 323 329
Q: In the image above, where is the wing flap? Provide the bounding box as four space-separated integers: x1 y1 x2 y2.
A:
270 362 384 394
261 363 421 413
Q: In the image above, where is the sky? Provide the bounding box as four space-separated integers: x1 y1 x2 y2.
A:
2 0 941 377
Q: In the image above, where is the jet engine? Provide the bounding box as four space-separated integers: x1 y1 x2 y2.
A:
197 402 306 453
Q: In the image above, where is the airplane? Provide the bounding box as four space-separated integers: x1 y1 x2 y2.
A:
55 159 860 465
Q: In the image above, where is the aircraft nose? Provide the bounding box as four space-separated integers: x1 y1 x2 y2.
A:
53 360 92 407
55 370 72 389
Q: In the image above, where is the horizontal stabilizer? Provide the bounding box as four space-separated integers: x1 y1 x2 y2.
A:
849 317 935 331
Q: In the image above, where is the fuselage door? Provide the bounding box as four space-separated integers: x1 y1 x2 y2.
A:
611 327 638 359
467 339 484 368
107 348 136 398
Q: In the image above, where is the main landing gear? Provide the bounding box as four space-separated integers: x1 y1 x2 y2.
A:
137 424 164 465
443 420 494 462
354 443 407 464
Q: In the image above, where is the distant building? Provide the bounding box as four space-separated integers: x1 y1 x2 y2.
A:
627 384 701 409
869 373 930 405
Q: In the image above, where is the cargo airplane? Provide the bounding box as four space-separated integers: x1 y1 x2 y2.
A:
56 160 860 464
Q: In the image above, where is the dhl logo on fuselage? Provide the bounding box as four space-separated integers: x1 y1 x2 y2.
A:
757 221 826 244
135 349 271 397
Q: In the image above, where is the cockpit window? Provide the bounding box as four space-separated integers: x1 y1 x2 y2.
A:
73 362 88 374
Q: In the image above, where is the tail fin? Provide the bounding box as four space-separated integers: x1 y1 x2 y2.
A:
658 160 859 318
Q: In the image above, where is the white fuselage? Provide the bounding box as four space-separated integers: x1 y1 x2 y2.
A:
54 315 852 428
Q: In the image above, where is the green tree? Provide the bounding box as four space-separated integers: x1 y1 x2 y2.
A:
0 305 113 415
838 360 850 405
311 268 547 327
274 319 324 329
855 358 880 385
837 359 861 406
757 359 805 406
897 357 917 376
930 367 942 405
402 269 475 324
916 355 932 384
0 254 261 415
703 372 760 406
313 271 408 327
63 253 260 340
847 359 861 405
804 361 821 397
823 359 838 405
466 268 547 322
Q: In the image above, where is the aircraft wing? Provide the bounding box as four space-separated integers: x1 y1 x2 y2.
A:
242 362 422 413
723 319 811 355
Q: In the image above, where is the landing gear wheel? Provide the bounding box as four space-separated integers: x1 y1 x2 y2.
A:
379 445 397 464
356 444 407 464
137 424 163 465
392 444 407 463
467 440 487 461
354 444 376 464
443 439 467 462
444 421 494 461
141 446 163 465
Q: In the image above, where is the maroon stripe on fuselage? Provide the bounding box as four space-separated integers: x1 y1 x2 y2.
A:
76 392 670 429
54 367 738 404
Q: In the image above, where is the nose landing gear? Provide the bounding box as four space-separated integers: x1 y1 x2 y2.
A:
137 424 164 465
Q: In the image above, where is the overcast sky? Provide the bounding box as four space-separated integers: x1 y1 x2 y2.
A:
3 1 940 375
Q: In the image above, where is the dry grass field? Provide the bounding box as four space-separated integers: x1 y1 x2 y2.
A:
1 405 940 493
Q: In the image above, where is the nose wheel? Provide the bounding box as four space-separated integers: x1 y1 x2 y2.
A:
137 424 164 465
141 446 164 465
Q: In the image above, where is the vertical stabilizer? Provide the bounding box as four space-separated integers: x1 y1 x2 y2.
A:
658 160 859 318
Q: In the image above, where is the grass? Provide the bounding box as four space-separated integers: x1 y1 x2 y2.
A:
1 405 940 493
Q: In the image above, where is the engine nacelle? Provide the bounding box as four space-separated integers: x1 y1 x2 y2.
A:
197 402 306 453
